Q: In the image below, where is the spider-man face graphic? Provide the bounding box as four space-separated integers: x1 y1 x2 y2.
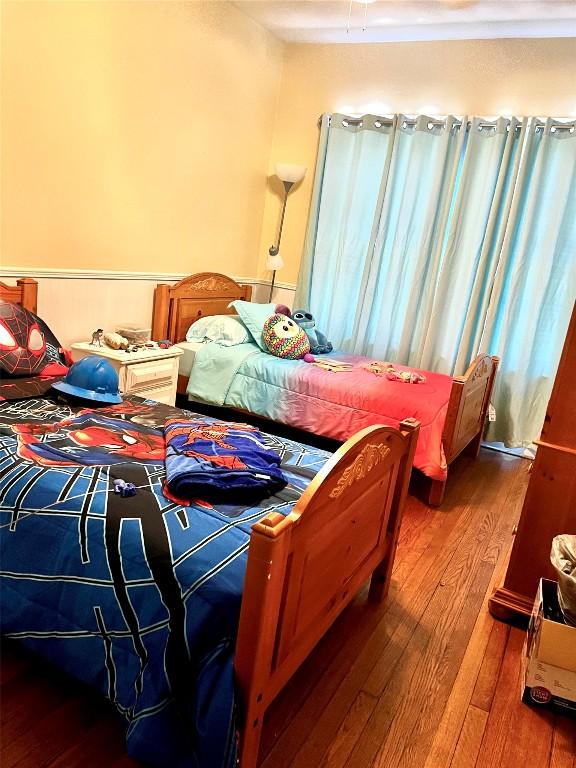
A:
0 301 46 375
11 413 165 467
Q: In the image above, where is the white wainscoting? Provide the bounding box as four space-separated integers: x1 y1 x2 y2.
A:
1 269 296 348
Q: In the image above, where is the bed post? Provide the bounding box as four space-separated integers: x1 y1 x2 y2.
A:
434 354 500 506
152 283 170 341
235 513 292 768
463 355 500 458
429 478 447 508
17 278 38 314
369 418 419 602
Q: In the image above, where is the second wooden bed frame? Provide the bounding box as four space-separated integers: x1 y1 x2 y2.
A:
152 272 499 506
2 276 421 768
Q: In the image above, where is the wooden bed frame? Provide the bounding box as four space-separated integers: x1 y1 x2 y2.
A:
152 272 499 506
2 275 420 768
0 277 38 314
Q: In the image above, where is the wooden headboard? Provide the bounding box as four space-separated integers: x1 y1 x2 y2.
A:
151 272 252 343
0 278 38 313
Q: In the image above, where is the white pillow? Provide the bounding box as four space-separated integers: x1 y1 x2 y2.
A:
185 314 250 346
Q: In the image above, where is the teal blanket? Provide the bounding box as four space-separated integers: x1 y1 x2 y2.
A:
187 342 260 405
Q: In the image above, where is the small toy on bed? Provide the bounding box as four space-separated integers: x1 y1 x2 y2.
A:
262 314 314 362
362 361 426 384
312 359 353 372
292 310 333 355
362 361 388 376
113 479 137 497
387 367 426 384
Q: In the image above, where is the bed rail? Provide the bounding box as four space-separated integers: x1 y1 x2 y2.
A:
234 418 419 767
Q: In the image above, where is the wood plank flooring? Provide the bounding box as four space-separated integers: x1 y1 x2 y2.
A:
1 448 574 767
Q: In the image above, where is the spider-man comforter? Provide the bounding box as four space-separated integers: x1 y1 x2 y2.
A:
0 395 330 767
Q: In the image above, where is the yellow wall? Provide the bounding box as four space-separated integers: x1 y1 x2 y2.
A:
1 0 283 275
261 38 576 285
3 6 576 291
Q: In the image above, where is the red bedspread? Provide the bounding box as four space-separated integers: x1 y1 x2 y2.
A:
228 353 453 481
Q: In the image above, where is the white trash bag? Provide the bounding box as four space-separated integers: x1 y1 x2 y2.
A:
550 534 576 627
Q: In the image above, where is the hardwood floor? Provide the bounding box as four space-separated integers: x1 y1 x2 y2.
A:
1 448 574 767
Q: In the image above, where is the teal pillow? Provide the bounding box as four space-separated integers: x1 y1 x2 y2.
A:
230 300 277 351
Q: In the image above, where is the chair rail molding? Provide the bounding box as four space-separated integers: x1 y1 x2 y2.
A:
0 266 295 291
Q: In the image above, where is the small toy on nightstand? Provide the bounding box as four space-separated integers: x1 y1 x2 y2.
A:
103 332 129 350
124 343 156 353
157 340 173 349
90 329 104 346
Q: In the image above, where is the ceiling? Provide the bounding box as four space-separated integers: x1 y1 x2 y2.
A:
231 1 576 43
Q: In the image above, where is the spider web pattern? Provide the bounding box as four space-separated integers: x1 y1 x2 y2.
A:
0 301 45 375
0 394 332 768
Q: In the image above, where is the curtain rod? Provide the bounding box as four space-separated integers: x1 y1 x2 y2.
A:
320 114 576 132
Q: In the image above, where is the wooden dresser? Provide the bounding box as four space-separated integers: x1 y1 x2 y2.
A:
489 302 576 622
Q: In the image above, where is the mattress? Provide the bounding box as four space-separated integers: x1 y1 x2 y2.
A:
174 340 204 376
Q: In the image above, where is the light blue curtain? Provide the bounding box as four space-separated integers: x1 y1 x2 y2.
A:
420 117 527 373
480 118 576 446
352 114 465 361
296 114 395 344
296 112 576 446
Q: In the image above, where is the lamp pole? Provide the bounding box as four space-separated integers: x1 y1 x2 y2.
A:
268 180 293 302
268 258 278 303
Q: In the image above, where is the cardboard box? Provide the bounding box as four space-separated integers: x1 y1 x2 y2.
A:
522 579 576 717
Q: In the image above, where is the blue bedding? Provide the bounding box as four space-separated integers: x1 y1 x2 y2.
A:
0 395 331 767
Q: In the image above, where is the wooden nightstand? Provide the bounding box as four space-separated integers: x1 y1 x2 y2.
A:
70 342 184 406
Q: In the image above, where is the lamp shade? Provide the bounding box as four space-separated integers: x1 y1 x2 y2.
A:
266 252 284 271
275 163 307 184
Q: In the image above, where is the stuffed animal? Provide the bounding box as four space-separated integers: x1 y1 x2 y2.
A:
275 304 292 318
292 310 333 355
103 331 129 350
262 314 314 362
362 361 426 384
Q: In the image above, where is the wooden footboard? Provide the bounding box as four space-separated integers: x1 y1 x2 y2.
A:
234 418 419 768
442 354 499 466
420 353 500 508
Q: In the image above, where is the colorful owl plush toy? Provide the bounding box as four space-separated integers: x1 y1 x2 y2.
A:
262 314 314 362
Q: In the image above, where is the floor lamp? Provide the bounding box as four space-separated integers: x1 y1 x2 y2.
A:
268 163 307 302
